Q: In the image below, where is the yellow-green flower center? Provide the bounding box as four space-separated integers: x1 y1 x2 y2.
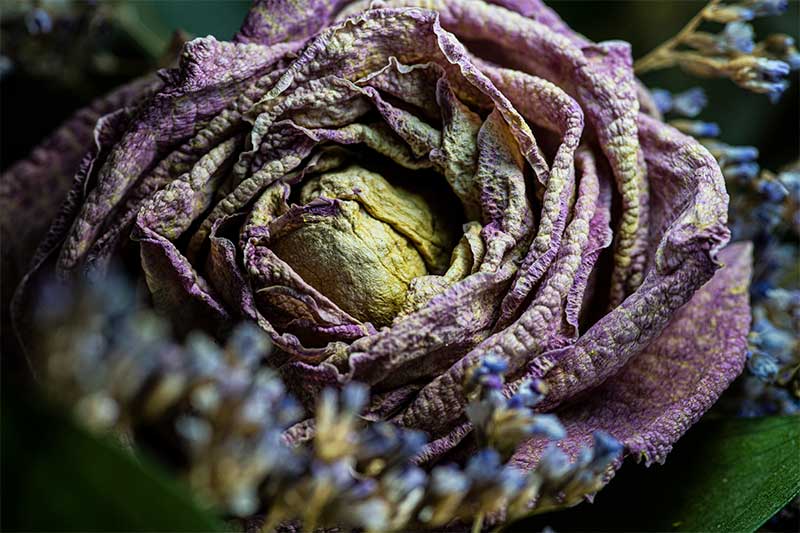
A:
271 165 456 327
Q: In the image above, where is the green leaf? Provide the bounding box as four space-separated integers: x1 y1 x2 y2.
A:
1 384 226 531
142 0 252 39
508 416 800 532
111 1 251 59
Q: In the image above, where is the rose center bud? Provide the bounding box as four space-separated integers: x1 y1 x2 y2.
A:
271 165 456 328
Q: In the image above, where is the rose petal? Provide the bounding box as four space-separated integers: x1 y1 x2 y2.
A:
512 241 751 471
9 107 138 348
133 223 230 336
1 74 157 279
235 0 351 46
59 37 298 272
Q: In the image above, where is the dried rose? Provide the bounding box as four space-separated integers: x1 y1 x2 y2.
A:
3 0 752 502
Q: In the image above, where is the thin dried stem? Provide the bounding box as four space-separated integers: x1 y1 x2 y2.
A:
634 0 723 74
472 512 485 533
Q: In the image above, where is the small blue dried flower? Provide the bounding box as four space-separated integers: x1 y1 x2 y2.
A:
725 162 762 182
748 0 789 17
723 22 755 53
670 119 721 137
747 349 781 381
757 179 790 203
650 87 708 117
24 8 52 34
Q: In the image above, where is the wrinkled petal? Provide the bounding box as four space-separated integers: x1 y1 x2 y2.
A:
59 37 300 272
9 104 145 348
393 112 729 438
512 242 751 471
540 115 730 409
1 74 157 280
236 0 351 46
134 222 231 336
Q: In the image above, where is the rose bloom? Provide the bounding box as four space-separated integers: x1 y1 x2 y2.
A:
3 0 751 488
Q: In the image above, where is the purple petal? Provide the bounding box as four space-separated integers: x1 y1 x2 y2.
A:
511 242 751 472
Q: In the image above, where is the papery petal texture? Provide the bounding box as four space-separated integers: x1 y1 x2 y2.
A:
7 0 751 509
1 74 159 280
512 242 752 471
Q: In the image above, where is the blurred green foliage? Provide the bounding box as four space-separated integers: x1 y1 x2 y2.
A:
510 415 800 532
123 0 252 51
1 379 225 531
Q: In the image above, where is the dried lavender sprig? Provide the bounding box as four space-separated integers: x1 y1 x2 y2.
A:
34 276 623 532
635 0 796 100
651 87 708 117
507 431 623 518
34 275 308 518
669 119 721 138
700 138 798 237
465 355 565 461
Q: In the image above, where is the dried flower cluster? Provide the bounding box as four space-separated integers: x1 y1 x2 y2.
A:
723 155 799 416
34 275 622 531
635 0 798 100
